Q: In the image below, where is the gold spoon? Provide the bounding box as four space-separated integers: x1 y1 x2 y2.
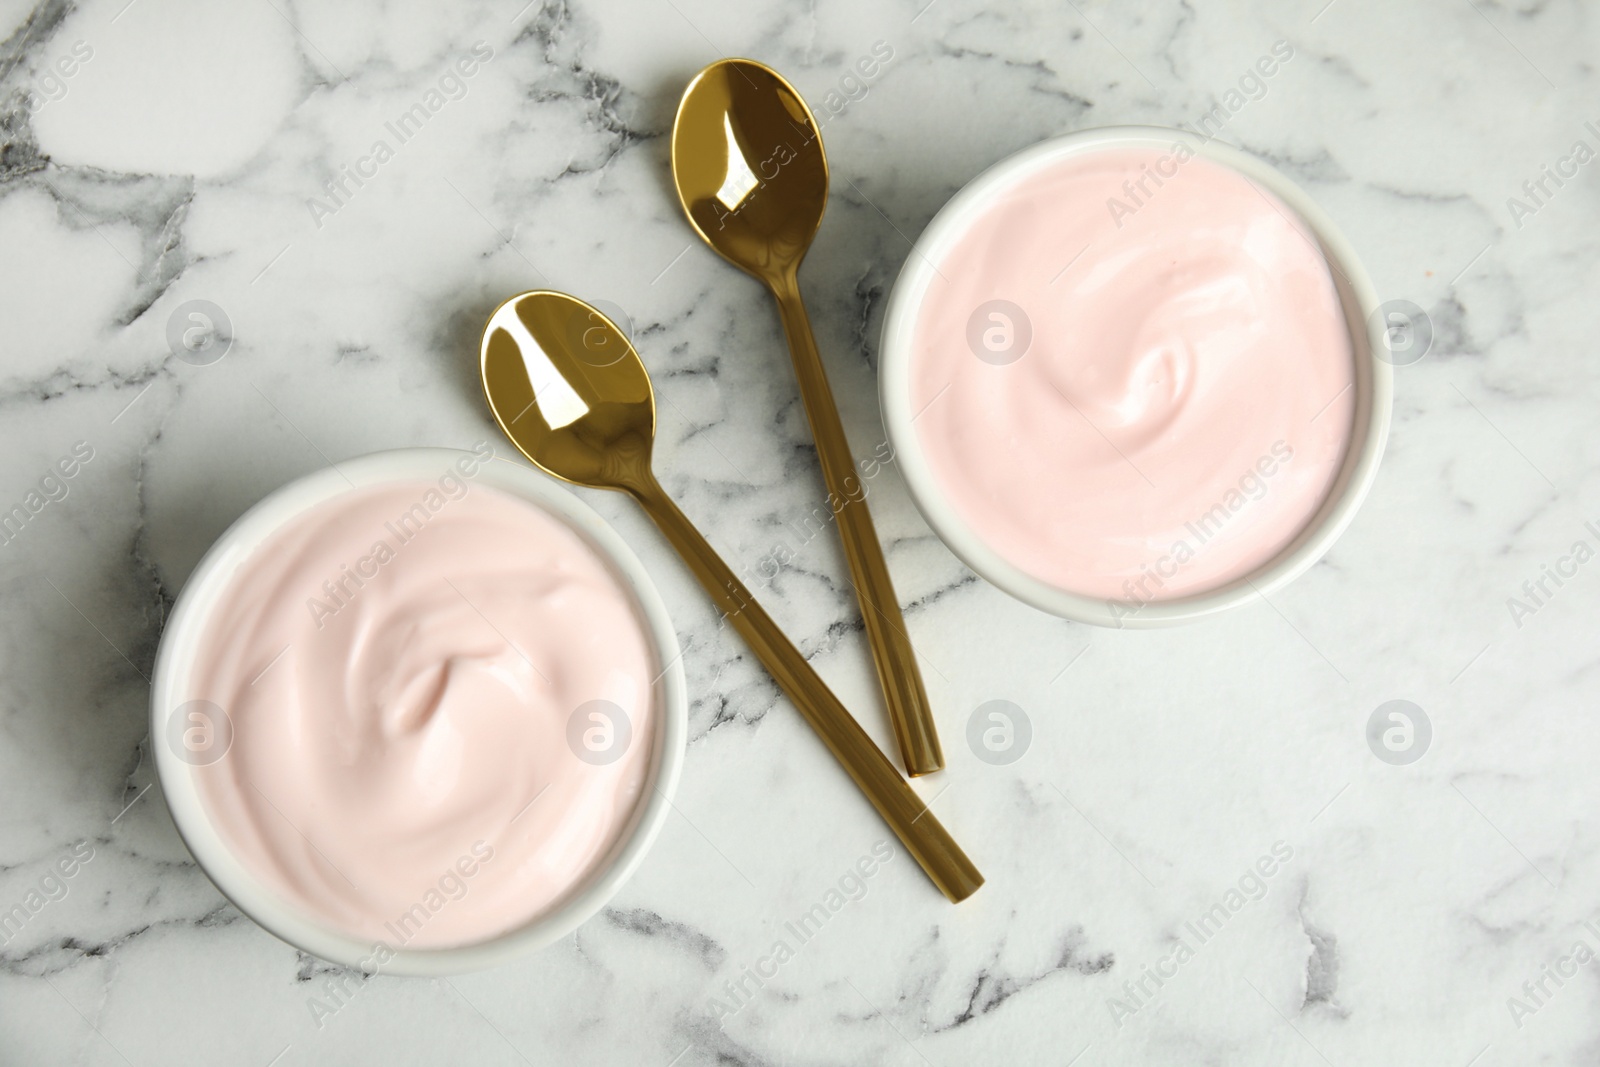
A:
479 291 983 903
671 59 945 777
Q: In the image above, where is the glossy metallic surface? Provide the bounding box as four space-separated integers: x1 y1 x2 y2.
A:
672 59 945 776
480 291 982 902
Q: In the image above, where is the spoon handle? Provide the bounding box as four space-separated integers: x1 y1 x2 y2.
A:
631 478 983 903
768 272 946 777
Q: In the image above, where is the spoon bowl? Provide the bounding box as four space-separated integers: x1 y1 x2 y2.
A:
672 60 828 278
481 291 655 493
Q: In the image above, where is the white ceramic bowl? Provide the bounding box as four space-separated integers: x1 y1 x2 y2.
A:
879 126 1392 627
151 448 686 974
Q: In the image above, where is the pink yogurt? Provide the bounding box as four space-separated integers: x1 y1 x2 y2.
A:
188 475 655 948
908 146 1355 605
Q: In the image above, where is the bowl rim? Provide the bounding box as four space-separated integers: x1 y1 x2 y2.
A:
150 446 687 975
877 124 1393 627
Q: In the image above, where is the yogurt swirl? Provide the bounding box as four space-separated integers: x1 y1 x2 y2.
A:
189 468 655 948
909 146 1355 603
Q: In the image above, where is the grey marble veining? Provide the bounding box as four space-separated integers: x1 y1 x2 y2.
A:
2 0 1599 1063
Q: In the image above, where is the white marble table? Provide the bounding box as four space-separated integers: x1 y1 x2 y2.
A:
3 0 1598 1062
